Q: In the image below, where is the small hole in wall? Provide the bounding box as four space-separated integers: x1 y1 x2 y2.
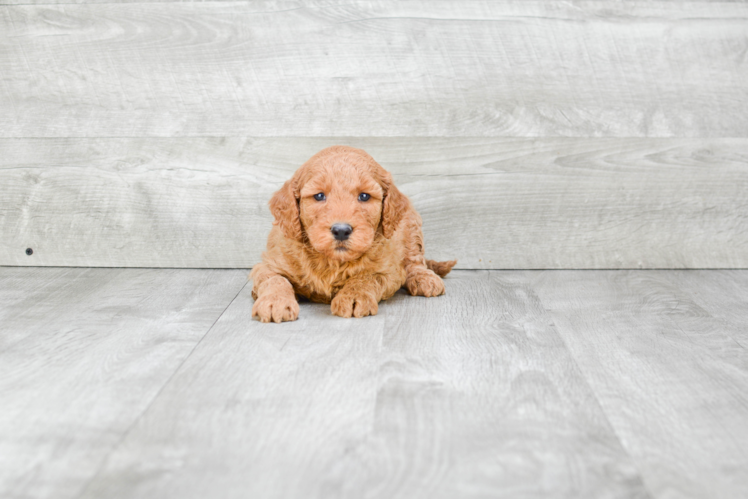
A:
25 248 33 256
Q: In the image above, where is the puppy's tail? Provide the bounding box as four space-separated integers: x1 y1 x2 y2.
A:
426 259 457 277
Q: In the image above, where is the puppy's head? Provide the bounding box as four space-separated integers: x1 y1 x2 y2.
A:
269 146 408 262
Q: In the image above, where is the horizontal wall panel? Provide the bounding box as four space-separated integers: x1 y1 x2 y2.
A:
1 137 746 268
1 1 747 137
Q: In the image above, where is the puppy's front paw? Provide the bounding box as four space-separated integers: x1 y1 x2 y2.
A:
252 294 299 323
406 270 445 297
331 290 379 318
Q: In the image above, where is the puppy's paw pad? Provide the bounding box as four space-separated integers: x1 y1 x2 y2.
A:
252 294 299 323
406 271 445 297
331 292 378 318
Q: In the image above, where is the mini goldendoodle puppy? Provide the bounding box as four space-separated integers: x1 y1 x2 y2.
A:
250 145 456 323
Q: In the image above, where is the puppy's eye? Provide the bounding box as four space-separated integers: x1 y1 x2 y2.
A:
358 193 371 202
314 193 326 201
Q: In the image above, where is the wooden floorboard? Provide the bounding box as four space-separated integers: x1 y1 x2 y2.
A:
81 278 389 498
531 270 748 498
0 267 248 498
82 271 646 498
667 270 748 348
1 2 746 137
3 137 747 269
320 271 646 498
4 269 748 497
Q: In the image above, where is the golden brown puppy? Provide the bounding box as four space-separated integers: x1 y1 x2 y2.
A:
250 145 456 322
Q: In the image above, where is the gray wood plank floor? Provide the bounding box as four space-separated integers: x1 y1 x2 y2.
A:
532 271 748 498
2 267 747 497
0 268 249 498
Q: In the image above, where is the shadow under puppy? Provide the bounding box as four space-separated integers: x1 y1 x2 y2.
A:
251 145 456 323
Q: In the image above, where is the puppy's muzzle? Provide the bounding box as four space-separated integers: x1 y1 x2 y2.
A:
331 223 353 241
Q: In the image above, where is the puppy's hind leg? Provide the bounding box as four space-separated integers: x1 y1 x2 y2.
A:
401 213 456 297
426 259 457 278
404 264 446 297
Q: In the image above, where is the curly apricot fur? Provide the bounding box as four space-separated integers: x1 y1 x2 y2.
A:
250 146 456 322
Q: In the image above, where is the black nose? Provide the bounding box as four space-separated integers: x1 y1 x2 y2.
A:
331 223 353 241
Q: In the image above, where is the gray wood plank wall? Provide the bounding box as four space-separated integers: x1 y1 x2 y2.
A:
1 1 747 268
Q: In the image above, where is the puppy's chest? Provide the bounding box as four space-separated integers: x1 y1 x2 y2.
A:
284 240 404 303
291 268 354 303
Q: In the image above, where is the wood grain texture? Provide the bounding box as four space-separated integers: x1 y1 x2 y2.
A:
320 271 646 497
5 268 748 497
2 137 747 268
532 270 748 497
81 279 390 498
1 1 747 137
673 271 748 346
0 267 248 498
81 270 647 497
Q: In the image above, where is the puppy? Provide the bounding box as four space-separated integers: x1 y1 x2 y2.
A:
250 145 456 322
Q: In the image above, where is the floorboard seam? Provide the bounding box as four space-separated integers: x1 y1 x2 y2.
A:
563 350 655 497
529 277 655 498
74 276 250 498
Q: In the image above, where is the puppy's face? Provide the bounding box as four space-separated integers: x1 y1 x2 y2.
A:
269 146 407 262
299 163 384 262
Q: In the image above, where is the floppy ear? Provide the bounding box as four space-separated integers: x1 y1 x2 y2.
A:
269 177 303 241
381 173 409 239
